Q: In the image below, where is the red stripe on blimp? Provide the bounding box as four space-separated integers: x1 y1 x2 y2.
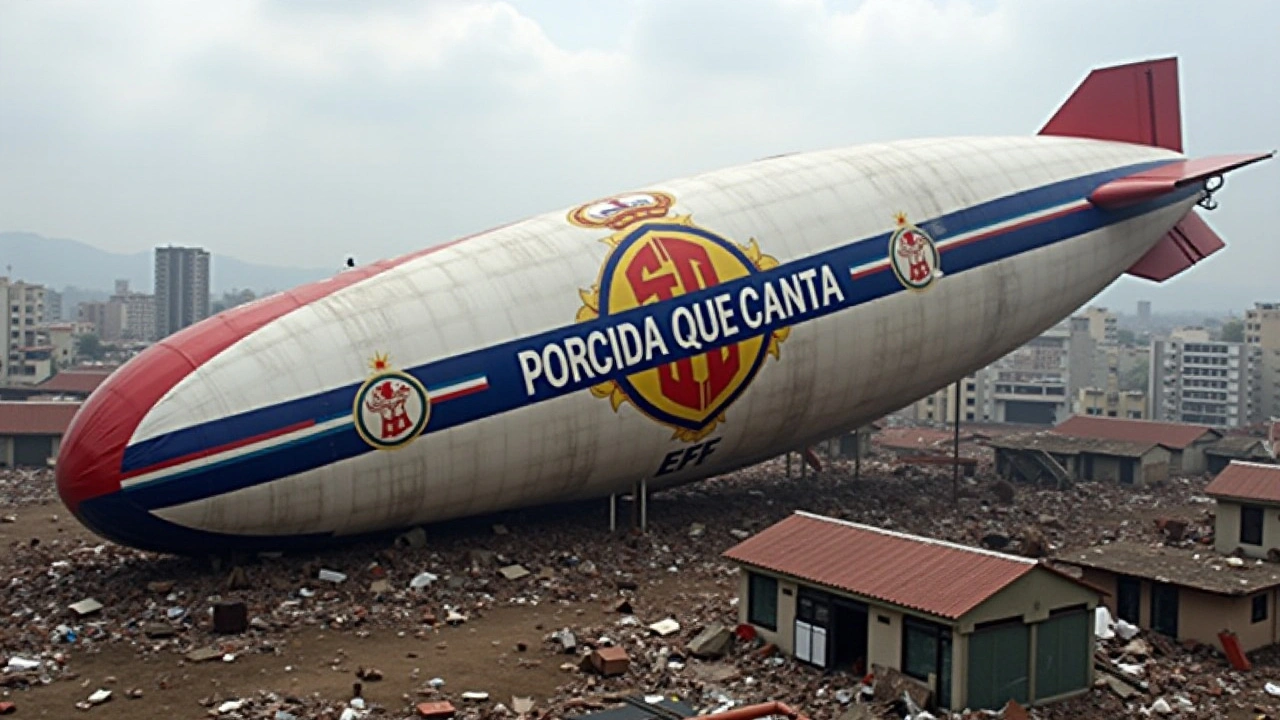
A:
55 228 505 513
119 419 317 482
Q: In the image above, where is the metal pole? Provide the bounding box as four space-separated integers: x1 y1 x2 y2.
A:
953 379 961 502
854 430 861 481
640 478 648 533
609 493 617 532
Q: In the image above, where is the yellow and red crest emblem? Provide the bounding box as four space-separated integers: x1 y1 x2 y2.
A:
570 192 789 442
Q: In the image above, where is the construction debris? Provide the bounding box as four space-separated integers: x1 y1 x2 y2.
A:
0 448 1275 719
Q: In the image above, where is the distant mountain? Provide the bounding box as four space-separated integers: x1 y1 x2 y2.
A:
0 232 332 296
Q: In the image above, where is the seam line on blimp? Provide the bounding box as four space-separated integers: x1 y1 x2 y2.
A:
122 373 490 489
116 159 1191 505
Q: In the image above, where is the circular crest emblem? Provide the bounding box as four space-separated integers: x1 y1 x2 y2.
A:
354 368 431 450
567 192 675 230
577 215 788 442
889 213 941 291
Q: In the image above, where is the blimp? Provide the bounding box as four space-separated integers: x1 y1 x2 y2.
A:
56 57 1271 554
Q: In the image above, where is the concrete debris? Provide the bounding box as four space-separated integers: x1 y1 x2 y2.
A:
0 453 1275 719
688 622 733 659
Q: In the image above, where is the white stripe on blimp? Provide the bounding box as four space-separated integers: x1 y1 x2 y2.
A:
123 375 490 490
846 199 1091 279
121 416 352 489
432 376 488 400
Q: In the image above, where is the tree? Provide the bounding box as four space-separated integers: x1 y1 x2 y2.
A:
1220 319 1244 343
1120 362 1148 393
74 333 104 361
211 288 257 314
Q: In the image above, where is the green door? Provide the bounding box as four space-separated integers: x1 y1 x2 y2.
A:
1034 610 1090 700
968 621 1029 709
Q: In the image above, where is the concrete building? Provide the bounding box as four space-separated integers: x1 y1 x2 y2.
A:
1057 541 1280 653
908 370 992 423
110 279 157 341
1076 386 1146 420
1081 306 1118 346
77 300 126 341
988 433 1172 487
1150 332 1263 428
1246 302 1280 421
725 512 1102 711
984 319 1096 426
1 277 47 380
45 289 63 323
0 401 79 467
1205 437 1274 475
154 246 210 338
1137 300 1151 328
1206 461 1280 559
1052 415 1221 475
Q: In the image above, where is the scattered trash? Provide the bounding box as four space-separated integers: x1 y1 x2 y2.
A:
69 598 103 616
498 564 531 580
648 618 680 636
318 569 347 583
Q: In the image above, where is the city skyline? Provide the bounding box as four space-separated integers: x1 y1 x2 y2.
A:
1 2 1276 313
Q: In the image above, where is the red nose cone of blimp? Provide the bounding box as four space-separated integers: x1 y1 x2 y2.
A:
56 342 202 516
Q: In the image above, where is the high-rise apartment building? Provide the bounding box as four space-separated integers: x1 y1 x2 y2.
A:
1136 300 1152 328
1246 302 1280 420
154 246 210 338
45 289 63 323
1 277 46 379
1149 330 1262 428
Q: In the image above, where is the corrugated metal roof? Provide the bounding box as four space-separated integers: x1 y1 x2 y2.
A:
1053 415 1219 450
0 402 81 435
722 512 1038 620
1206 436 1271 459
1205 461 1280 504
987 432 1161 459
35 370 113 395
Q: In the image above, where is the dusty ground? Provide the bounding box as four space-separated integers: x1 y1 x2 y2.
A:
2 455 1278 719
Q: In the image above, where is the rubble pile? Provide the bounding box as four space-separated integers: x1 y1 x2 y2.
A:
0 457 1273 719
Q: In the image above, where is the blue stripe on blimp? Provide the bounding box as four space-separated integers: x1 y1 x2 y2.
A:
120 161 1194 510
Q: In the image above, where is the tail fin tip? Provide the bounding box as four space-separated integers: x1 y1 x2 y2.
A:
1040 57 1182 152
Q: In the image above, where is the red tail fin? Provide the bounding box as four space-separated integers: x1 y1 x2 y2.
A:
1040 57 1182 151
1125 211 1224 282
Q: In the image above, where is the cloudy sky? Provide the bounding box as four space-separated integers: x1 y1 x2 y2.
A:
1 0 1275 313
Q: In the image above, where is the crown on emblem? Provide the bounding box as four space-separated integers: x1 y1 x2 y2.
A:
567 192 675 230
894 211 910 227
369 352 391 373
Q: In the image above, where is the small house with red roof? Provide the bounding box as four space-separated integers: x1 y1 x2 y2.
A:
0 401 80 467
1052 415 1222 474
723 511 1102 712
1206 461 1280 560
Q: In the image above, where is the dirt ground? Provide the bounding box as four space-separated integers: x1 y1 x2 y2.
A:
3 457 1279 719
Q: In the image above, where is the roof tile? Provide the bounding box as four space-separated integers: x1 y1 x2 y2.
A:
1053 415 1219 450
0 402 81 435
35 370 113 395
722 512 1040 620
1205 461 1280 504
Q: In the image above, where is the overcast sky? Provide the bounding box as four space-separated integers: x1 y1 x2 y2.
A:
1 0 1275 313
